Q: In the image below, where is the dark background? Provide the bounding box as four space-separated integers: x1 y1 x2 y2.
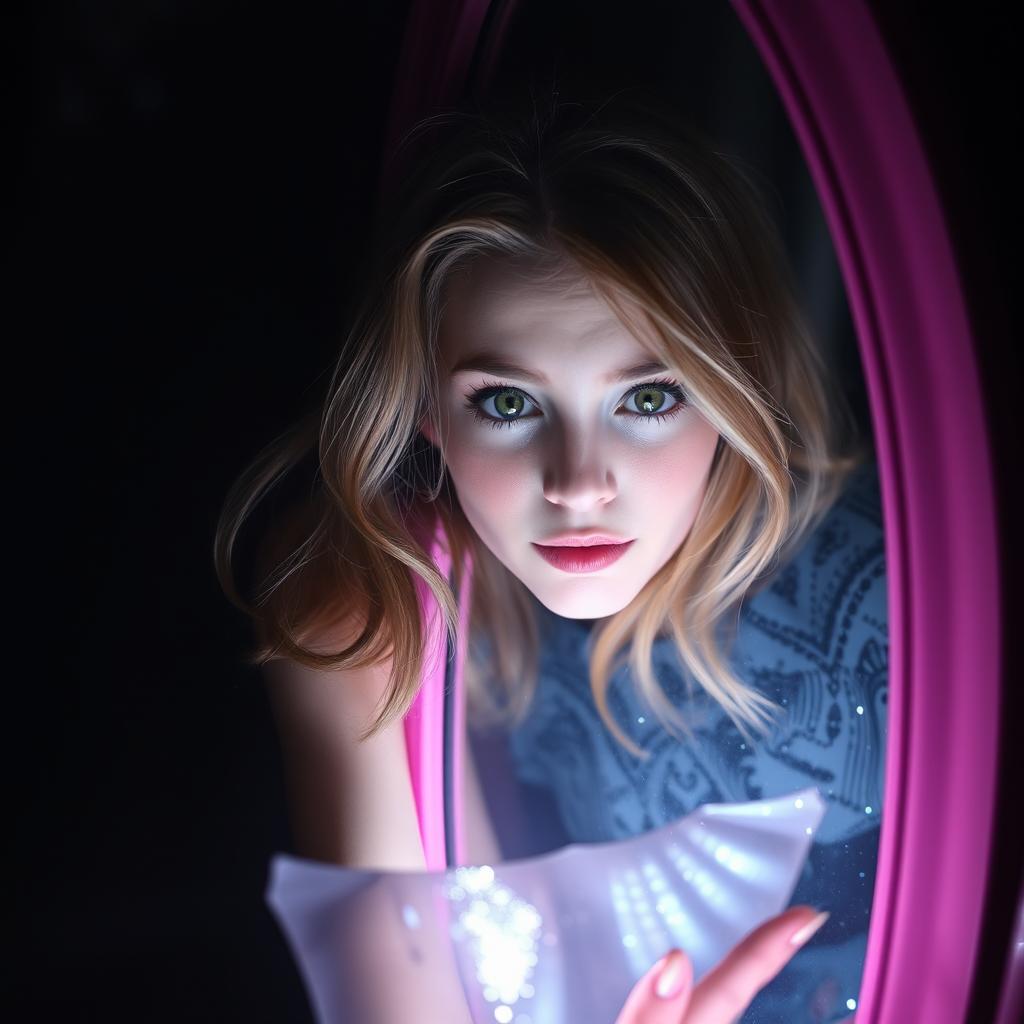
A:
18 1 1019 1020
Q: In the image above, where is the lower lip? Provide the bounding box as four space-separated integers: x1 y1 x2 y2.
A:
532 541 635 573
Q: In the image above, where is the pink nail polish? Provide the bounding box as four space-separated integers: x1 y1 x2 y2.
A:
655 950 688 999
789 910 830 947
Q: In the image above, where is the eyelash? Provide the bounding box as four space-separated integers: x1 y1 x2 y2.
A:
463 376 689 431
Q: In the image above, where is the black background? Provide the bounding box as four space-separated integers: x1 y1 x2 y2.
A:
18 2 1020 1020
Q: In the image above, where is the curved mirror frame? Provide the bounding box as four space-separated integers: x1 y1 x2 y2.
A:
378 3 1004 1022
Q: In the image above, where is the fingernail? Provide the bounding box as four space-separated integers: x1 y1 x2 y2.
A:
789 910 830 947
655 949 688 999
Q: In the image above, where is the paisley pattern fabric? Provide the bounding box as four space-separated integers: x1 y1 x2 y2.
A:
495 458 888 1023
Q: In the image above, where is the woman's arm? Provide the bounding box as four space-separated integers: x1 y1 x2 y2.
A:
264 627 477 1021
264 622 503 870
263 642 427 871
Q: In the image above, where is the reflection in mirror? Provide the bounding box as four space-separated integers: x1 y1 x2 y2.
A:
216 5 888 1023
446 6 887 1024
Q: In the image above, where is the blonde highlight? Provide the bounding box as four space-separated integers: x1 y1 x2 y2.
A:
214 86 866 755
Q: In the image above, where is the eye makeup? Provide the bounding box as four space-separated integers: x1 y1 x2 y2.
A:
462 376 689 431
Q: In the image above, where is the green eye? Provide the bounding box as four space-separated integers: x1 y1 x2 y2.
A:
464 377 688 430
623 377 688 418
630 386 668 414
464 385 537 430
493 390 526 419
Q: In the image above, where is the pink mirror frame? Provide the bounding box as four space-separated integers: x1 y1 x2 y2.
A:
380 3 1006 1022
725 5 1002 1022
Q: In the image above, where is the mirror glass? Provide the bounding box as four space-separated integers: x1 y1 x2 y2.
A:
446 3 888 1022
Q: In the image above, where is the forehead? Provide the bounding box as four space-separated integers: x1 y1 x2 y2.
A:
437 254 651 370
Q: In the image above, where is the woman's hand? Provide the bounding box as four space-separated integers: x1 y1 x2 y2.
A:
613 904 830 1023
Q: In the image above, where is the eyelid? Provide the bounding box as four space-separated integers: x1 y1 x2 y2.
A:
621 376 689 413
466 375 686 406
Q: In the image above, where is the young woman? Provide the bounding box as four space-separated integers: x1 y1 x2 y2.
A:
215 87 883 1022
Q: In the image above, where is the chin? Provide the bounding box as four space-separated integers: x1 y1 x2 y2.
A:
529 580 635 621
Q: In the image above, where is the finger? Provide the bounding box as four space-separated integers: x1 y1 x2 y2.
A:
613 947 694 1023
683 905 828 1024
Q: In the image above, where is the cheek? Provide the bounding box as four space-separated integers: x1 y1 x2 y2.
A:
639 419 720 531
443 440 535 536
661 421 719 485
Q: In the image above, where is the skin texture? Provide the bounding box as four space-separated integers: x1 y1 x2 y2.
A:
421 253 721 621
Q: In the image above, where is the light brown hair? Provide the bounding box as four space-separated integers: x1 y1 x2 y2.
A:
214 87 865 759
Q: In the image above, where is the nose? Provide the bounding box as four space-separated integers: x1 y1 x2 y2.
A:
542 429 618 509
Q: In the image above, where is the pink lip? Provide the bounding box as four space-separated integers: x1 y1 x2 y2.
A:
531 540 635 573
535 532 632 547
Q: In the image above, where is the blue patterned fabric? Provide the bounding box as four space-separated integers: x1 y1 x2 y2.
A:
501 458 888 1023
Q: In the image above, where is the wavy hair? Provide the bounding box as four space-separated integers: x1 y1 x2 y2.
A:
214 85 865 759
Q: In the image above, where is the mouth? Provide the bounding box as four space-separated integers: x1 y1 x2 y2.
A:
531 540 635 573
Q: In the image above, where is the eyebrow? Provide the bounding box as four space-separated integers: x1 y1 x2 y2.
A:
448 352 670 386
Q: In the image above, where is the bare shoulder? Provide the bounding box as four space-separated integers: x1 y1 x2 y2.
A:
263 609 427 871
263 608 393 726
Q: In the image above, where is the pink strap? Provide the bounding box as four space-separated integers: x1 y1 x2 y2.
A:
403 514 473 870
451 543 474 864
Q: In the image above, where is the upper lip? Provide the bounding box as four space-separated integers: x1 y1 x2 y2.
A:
534 531 633 547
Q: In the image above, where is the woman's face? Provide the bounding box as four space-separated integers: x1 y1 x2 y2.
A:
422 254 721 620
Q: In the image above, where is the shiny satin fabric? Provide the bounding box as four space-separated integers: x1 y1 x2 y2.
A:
267 787 826 1023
